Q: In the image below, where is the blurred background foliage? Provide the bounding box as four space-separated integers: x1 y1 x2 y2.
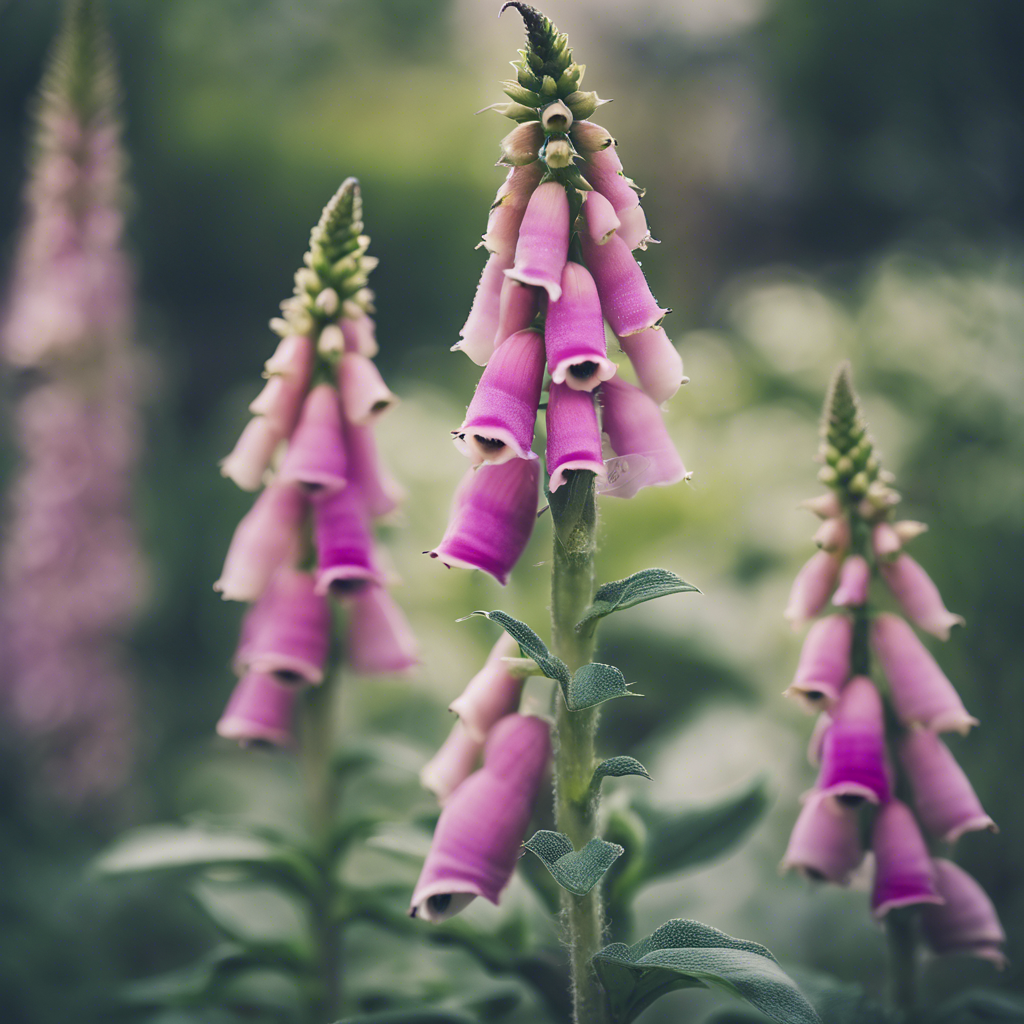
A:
1 0 1022 1021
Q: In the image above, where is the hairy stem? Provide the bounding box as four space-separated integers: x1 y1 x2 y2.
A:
885 907 918 1018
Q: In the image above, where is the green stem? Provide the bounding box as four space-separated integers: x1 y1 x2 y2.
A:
885 908 918 1019
549 474 610 1024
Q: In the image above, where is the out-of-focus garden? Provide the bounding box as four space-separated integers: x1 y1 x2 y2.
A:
1 1 1022 1021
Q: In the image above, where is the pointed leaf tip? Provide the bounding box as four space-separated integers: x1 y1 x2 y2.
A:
576 568 700 632
524 830 623 896
592 757 651 787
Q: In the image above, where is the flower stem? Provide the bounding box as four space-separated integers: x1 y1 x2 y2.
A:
885 907 918 1018
549 474 610 1024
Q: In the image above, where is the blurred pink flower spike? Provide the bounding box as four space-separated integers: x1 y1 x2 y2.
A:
879 553 965 641
871 613 978 734
220 416 282 492
312 486 382 596
617 327 686 406
582 230 667 338
420 720 484 805
217 671 301 749
277 383 347 492
784 550 841 628
784 613 853 711
456 252 513 366
428 459 540 586
340 314 379 358
546 382 607 492
832 554 870 608
816 677 891 806
454 328 545 465
481 163 544 257
449 633 524 743
871 800 944 918
214 482 306 602
410 714 551 922
899 729 996 843
545 262 617 392
504 181 570 301
345 586 419 675
923 860 1007 968
344 422 405 519
599 376 688 499
780 791 863 884
583 191 621 246
339 353 398 427
250 334 314 435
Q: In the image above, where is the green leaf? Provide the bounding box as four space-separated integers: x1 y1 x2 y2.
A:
523 830 623 897
576 568 700 633
927 988 1024 1024
468 610 570 685
591 920 820 1024
592 757 652 788
565 662 641 711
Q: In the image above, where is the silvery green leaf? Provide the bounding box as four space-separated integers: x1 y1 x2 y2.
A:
523 830 623 897
576 569 699 633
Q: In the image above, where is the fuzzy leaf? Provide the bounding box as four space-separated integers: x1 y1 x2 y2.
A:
469 610 570 686
592 920 820 1024
576 569 700 632
565 662 641 712
592 757 651 787
523 830 624 897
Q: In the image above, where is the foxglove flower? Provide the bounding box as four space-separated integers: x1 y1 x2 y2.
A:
221 416 283 492
344 421 405 519
249 334 314 434
872 522 902 558
481 163 544 256
277 383 348 492
785 614 852 710
781 792 863 884
922 860 1006 967
871 800 943 918
546 382 606 491
216 672 300 748
346 586 419 675
455 252 513 365
449 634 524 743
341 313 378 358
617 327 685 406
313 485 382 594
584 190 621 245
420 720 484 805
581 230 666 337
505 181 570 300
545 262 616 391
879 554 964 641
784 550 841 627
494 275 540 349
813 517 850 552
832 555 870 608
339 352 398 426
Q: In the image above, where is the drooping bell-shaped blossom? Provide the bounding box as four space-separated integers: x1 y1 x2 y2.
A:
420 720 484 805
221 416 283 492
494 275 540 350
277 383 347 492
265 334 311 374
584 190 621 245
871 800 944 918
345 585 419 675
454 328 544 464
616 204 651 251
780 791 863 884
449 633 524 743
785 614 852 711
832 555 870 608
872 522 902 558
899 729 996 843
800 493 843 520
481 163 544 256
339 352 398 426
617 327 685 406
505 181 570 301
784 550 841 627
922 860 1007 967
599 376 687 499
428 459 540 586
871 613 977 734
455 252 513 365
249 334 314 435
582 145 639 214
410 714 551 921
312 485 382 595
879 554 965 641
499 121 543 165
570 120 615 155
340 313 379 358
813 517 850 553
344 421 405 520
546 382 606 491
816 677 891 806
216 671 301 748
545 262 617 391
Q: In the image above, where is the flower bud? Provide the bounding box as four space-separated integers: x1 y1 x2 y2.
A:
542 136 574 169
505 181 570 301
781 791 863 884
341 314 379 357
541 100 573 132
871 800 943 918
500 122 543 165
217 671 300 748
502 79 542 107
546 262 616 391
922 860 1006 967
879 554 964 641
813 516 850 552
832 555 870 608
872 522 902 558
564 90 601 119
346 585 419 675
783 550 841 628
799 493 843 519
893 520 928 543
449 634 524 743
546 382 606 492
277 384 347 492
785 614 852 711
317 324 345 358
315 287 340 315
570 120 614 154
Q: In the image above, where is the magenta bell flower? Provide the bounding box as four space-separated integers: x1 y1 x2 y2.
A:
345 585 419 675
873 522 902 558
410 714 551 921
341 313 379 358
216 671 301 748
546 382 606 491
456 252 513 365
871 800 944 918
583 146 640 217
584 191 621 245
816 676 891 806
312 485 382 595
277 383 347 492
505 181 570 301
832 554 870 608
922 860 1007 967
449 633 524 743
784 550 841 627
899 729 996 843
249 334 314 435
581 228 667 338
428 459 540 586
454 328 544 464
617 327 685 406
344 421 405 519
879 554 965 641
214 482 306 602
781 791 863 884
785 613 852 711
481 163 544 257
616 204 651 252
338 352 398 426
494 275 540 350
545 262 617 391
420 720 484 804
871 613 977 734
598 376 687 499
220 416 282 492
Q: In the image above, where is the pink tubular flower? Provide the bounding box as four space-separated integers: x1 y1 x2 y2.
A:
583 146 639 214
781 791 863 884
871 613 977 734
214 482 306 601
813 517 850 553
493 275 539 350
879 554 965 641
338 352 398 426
504 181 570 301
420 720 484 804
216 671 300 748
454 328 544 464
265 334 313 375
312 485 381 595
249 334 314 435
455 251 513 365
545 262 617 391
481 163 544 256
220 416 282 492
784 550 841 628
832 555 870 608
340 314 379 358
871 800 944 918
277 383 347 492
344 421 405 519
616 204 651 251
345 585 419 674
617 327 685 406
816 677 891 806
581 227 667 338
449 633 524 743
598 376 687 499
546 382 607 491
584 190 621 245
899 729 996 843
800 493 843 519
410 714 551 921
873 522 902 558
570 120 615 155
428 459 540 586
922 860 1007 967
785 614 853 711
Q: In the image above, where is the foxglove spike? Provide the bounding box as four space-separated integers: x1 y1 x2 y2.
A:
339 353 398 426
871 800 944 918
617 327 685 406
781 791 863 884
505 181 570 301
344 421 405 519
341 314 379 357
546 382 606 491
583 190 621 245
481 163 544 256
457 252 514 365
832 555 870 608
784 550 841 628
922 860 1006 967
449 634 524 743
346 586 419 675
545 262 616 391
220 417 282 492
785 614 852 711
879 554 965 641
216 671 300 748
277 383 347 492
312 485 381 595
420 720 484 805
581 229 667 337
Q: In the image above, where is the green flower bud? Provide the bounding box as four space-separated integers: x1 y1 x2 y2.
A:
318 324 344 357
557 64 583 96
540 75 558 99
503 80 541 107
824 444 841 466
564 90 602 119
848 471 869 496
516 60 542 91
500 121 543 165
499 101 542 123
542 136 574 169
269 317 290 337
818 465 839 486
541 100 573 133
315 288 340 316
835 455 854 478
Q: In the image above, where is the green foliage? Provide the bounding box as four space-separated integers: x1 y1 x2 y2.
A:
564 662 640 711
926 989 1024 1024
576 568 700 634
467 610 570 686
523 831 624 897
591 757 651 788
